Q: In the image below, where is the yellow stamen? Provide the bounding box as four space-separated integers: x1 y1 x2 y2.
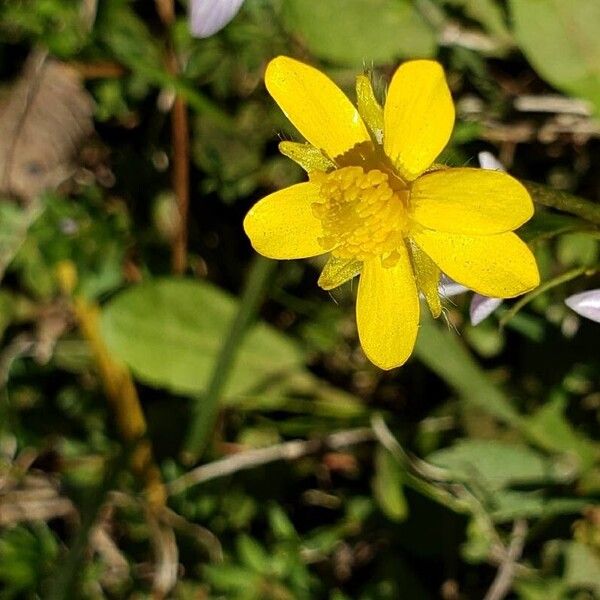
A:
310 167 409 262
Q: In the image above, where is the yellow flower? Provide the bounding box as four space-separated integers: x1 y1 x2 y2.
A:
244 56 539 370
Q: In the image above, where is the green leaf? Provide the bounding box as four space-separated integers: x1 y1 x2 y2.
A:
202 564 260 592
461 514 495 563
557 232 599 268
510 0 600 114
268 505 299 541
96 0 165 86
522 396 598 472
444 0 512 44
489 490 587 523
518 211 589 243
236 535 270 574
514 578 567 600
427 440 561 490
563 541 600 594
283 0 436 68
101 278 303 398
0 201 43 283
415 315 523 427
372 446 408 522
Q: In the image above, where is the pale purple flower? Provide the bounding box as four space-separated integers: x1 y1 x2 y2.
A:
189 0 245 38
565 289 600 323
470 294 503 326
438 275 468 298
477 151 505 171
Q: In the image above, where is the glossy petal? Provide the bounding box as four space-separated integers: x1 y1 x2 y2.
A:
412 231 540 298
384 60 454 181
565 289 600 323
411 168 533 235
356 246 419 370
243 183 330 259
189 0 244 38
265 56 371 160
470 294 503 325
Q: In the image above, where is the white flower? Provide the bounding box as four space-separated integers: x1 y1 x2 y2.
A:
565 289 600 323
189 0 245 38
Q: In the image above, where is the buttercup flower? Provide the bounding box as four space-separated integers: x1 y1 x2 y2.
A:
244 57 540 369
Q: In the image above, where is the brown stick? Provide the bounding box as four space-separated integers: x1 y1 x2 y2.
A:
169 91 190 274
155 0 190 274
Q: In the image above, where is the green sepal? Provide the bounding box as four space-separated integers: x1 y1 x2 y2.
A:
279 141 334 173
356 73 384 143
318 255 362 290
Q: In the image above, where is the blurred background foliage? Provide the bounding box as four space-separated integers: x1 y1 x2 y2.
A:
0 0 599 598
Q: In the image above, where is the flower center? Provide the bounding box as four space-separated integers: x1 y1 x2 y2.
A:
310 166 409 262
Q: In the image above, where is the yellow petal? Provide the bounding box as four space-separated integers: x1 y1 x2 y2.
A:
243 183 330 259
356 246 420 370
412 230 540 298
408 241 442 318
411 168 534 234
265 56 371 160
383 60 454 181
279 141 334 173
318 255 362 290
356 74 383 142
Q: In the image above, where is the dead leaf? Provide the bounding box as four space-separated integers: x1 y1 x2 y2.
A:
0 51 94 202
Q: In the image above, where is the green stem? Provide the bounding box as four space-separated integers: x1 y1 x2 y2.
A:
499 265 597 327
525 182 600 227
182 256 277 463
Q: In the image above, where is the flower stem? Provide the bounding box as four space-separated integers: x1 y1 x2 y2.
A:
499 265 598 328
525 182 600 227
182 256 277 464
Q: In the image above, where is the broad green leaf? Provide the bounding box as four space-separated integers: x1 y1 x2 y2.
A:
101 278 303 398
489 490 587 523
510 0 600 114
372 446 408 522
515 578 567 600
283 0 436 68
563 541 600 594
427 440 561 490
523 396 598 472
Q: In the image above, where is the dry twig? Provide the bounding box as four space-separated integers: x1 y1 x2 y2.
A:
154 0 191 275
483 520 528 600
167 427 375 495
